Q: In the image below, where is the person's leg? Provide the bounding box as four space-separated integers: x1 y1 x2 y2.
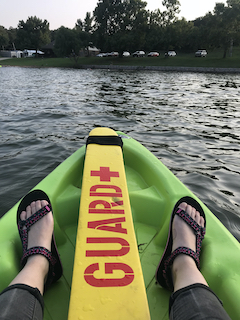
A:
0 200 53 320
169 202 231 320
169 284 231 320
0 284 44 320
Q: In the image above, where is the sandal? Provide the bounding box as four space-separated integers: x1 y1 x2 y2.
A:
17 190 63 289
155 196 206 291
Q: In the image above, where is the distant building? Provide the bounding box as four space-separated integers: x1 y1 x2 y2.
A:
41 41 56 58
0 50 23 58
23 50 44 57
80 46 100 57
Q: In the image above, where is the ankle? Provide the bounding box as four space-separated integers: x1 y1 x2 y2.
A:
172 254 196 272
172 254 208 292
172 254 197 283
25 255 49 278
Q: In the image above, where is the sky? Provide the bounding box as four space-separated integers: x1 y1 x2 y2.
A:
1 0 227 30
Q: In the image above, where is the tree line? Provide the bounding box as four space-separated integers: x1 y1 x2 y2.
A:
0 0 240 58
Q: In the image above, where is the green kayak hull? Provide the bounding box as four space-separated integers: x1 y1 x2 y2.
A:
0 132 239 319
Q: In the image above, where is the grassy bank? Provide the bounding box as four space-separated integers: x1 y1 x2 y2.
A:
1 48 240 69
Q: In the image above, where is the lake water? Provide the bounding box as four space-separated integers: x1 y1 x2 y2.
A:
1 66 240 241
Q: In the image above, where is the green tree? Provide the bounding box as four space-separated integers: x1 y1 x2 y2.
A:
16 16 50 55
83 12 94 33
93 0 148 52
0 26 9 49
75 13 93 33
156 0 181 51
7 28 17 49
194 1 240 57
194 12 220 50
145 10 164 51
127 0 149 50
75 19 84 31
215 0 240 57
161 0 180 26
54 26 82 57
163 18 197 51
94 0 125 51
75 12 94 54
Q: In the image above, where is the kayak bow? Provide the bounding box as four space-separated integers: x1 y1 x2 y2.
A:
0 129 239 320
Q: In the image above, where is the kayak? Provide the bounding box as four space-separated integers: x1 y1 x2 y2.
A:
0 129 239 319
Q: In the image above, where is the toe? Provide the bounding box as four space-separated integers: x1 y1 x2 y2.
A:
30 201 37 216
178 202 204 227
185 204 194 218
20 210 27 221
178 202 187 212
199 216 205 228
26 204 33 219
194 211 201 225
35 200 42 212
23 200 50 221
191 207 197 220
41 200 48 209
36 200 49 213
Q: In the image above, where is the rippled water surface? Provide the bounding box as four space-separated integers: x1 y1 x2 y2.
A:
1 66 240 240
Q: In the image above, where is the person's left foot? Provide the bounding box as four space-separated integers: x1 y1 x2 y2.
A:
20 200 54 275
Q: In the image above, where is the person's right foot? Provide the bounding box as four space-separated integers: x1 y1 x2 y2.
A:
171 202 207 291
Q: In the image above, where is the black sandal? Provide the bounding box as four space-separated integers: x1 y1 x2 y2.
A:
17 190 63 289
155 196 206 291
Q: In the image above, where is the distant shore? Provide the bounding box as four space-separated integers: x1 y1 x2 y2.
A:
1 54 240 73
2 62 240 74
77 64 240 73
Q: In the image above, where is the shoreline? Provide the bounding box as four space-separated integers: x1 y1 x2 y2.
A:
78 64 240 73
2 61 240 73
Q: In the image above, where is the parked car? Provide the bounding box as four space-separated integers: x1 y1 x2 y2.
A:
132 51 145 57
109 52 119 57
96 53 109 57
147 52 159 57
123 51 130 57
195 50 207 57
166 51 176 57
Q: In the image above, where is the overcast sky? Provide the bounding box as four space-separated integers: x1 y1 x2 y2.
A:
1 0 227 30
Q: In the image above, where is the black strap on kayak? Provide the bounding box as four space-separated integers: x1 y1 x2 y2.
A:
86 135 123 149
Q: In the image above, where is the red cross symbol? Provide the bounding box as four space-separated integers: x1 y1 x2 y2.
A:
91 167 119 182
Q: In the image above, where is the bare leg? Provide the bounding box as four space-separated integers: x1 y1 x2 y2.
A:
171 202 208 292
9 200 53 295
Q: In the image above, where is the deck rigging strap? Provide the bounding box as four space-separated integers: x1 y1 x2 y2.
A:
86 135 123 148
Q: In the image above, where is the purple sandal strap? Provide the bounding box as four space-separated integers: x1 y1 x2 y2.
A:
21 246 58 287
18 204 52 231
176 208 206 238
176 208 205 256
19 228 28 252
163 246 200 290
196 233 204 257
21 246 57 267
164 246 200 269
